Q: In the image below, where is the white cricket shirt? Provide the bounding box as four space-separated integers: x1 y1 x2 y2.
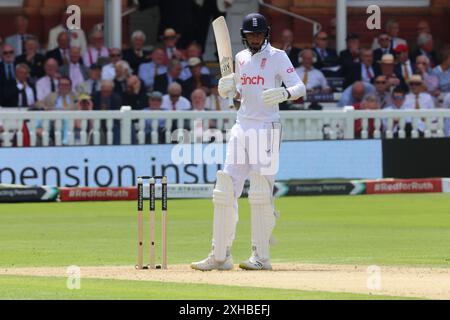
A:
235 44 305 122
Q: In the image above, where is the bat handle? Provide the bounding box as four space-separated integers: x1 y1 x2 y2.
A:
227 92 234 109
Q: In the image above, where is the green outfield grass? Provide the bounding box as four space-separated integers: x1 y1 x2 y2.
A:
0 276 409 300
0 193 449 299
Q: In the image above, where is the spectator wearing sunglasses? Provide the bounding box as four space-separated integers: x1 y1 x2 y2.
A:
101 48 122 81
402 74 435 135
0 44 17 84
373 32 395 63
373 75 392 109
312 31 339 76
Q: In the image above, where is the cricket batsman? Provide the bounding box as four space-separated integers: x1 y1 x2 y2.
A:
191 13 305 271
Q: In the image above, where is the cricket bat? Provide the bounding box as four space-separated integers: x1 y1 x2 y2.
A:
212 16 235 109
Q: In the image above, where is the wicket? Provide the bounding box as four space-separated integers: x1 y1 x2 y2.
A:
136 176 168 270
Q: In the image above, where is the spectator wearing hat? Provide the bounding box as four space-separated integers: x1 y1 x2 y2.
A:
76 63 102 96
394 44 413 84
144 91 166 144
338 81 375 108
295 49 330 94
415 55 439 98
373 32 395 63
35 58 60 102
59 47 88 92
402 74 435 134
281 29 301 68
344 47 380 88
339 33 361 78
122 75 147 110
14 36 45 83
153 59 184 95
182 57 213 99
432 49 450 93
379 54 403 91
83 29 109 68
74 92 95 145
312 31 339 75
161 28 184 64
122 30 151 73
138 47 168 91
180 42 211 80
411 33 439 68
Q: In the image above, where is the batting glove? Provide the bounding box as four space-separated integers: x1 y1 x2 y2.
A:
218 73 236 99
262 87 291 106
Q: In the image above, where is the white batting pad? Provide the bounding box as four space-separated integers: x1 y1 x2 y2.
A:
248 171 276 260
212 170 236 262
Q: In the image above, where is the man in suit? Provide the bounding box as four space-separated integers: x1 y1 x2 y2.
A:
312 31 339 75
15 36 46 83
411 33 440 69
0 44 18 104
339 33 361 78
122 30 151 74
47 12 87 54
76 63 102 96
35 58 60 102
394 44 414 90
0 44 17 84
46 31 71 66
59 47 88 91
83 29 109 68
181 57 212 99
5 15 36 56
1 63 36 108
344 47 380 88
153 59 183 94
373 32 395 63
281 29 301 68
92 80 123 144
36 76 77 111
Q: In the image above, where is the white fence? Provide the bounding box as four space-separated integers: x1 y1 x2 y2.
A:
1 106 450 147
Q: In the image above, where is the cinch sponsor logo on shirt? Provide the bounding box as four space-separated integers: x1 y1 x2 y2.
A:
241 74 265 86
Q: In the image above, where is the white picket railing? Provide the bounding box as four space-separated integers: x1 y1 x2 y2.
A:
1 106 449 147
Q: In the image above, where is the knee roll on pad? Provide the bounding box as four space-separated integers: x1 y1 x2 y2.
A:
212 171 236 262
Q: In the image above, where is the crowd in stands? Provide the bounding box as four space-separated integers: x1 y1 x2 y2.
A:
0 13 228 115
281 18 450 137
0 13 449 143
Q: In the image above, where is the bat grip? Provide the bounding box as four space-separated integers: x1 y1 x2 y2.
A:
227 92 234 109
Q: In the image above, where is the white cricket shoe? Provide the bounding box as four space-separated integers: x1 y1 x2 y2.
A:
191 252 233 271
239 254 272 271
